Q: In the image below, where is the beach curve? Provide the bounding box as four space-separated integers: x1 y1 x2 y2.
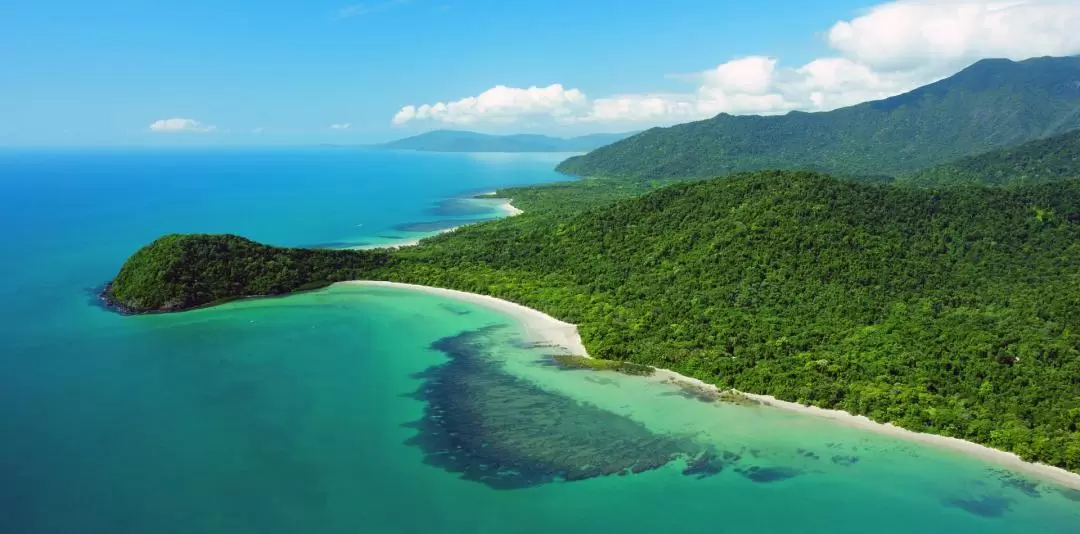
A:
351 197 522 251
341 280 1080 491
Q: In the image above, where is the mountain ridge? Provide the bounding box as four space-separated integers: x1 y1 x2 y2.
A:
557 56 1080 179
379 129 635 153
898 129 1080 187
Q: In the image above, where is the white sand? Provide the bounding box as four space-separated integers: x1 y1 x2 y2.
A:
341 280 1080 490
648 369 1080 489
349 226 460 251
341 281 587 355
349 198 521 250
498 199 524 217
351 238 422 250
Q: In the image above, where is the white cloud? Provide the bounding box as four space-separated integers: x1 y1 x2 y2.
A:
391 0 1080 127
581 94 699 124
330 123 352 130
149 118 216 133
828 0 1080 73
391 84 588 126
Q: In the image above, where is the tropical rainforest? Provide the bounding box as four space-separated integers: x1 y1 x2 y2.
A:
105 56 1080 474
898 129 1080 188
106 171 1080 471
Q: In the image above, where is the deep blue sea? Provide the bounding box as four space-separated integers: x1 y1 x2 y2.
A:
1 148 1078 533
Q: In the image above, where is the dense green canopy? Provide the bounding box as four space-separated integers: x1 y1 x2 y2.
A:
898 129 1080 188
557 56 1080 180
105 171 1080 472
106 234 393 312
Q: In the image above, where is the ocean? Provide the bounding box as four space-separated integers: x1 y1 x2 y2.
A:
1 147 1077 533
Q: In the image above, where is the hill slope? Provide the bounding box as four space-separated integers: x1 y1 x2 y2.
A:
106 172 1080 471
557 56 1080 179
104 234 392 312
899 129 1080 187
380 130 633 152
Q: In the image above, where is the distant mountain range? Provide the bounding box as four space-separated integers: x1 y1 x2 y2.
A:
558 56 1080 180
378 130 635 153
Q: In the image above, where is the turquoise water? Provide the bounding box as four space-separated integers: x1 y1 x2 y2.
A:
1 149 1078 533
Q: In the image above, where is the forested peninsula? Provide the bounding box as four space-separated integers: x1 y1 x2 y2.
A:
103 54 1080 475
104 170 1080 472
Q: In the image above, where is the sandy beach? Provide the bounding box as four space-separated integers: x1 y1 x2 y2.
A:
350 197 521 250
350 228 456 251
342 280 1080 490
342 281 587 355
497 198 524 216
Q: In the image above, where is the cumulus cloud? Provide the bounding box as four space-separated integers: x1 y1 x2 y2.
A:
149 118 216 133
329 123 352 130
828 0 1080 73
391 84 587 126
391 0 1080 127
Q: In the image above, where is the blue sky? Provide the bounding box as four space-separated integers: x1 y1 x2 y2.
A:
3 0 1079 145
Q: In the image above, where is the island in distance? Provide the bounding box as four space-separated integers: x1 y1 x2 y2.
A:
376 129 636 153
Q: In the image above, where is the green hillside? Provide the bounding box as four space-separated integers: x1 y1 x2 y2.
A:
899 129 1080 187
105 172 1080 470
379 130 633 152
104 234 392 313
557 56 1080 180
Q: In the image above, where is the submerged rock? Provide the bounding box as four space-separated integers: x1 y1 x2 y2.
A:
943 495 1013 518
736 465 802 483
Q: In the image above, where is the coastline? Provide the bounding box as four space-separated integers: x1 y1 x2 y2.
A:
497 198 524 216
350 197 521 250
342 281 586 355
343 280 1080 491
350 226 459 250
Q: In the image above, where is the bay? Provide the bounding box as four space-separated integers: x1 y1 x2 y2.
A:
1 148 1077 533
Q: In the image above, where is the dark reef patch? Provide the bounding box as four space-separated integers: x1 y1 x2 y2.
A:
993 471 1042 498
681 451 727 479
830 455 859 466
437 303 473 316
394 218 487 233
943 495 1012 518
427 198 497 217
403 326 707 489
796 448 820 461
583 375 620 387
1059 488 1080 502
736 466 802 483
666 385 720 403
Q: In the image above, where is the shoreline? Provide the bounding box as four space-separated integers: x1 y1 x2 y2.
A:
497 198 524 216
342 281 586 355
350 197 521 251
342 280 1080 490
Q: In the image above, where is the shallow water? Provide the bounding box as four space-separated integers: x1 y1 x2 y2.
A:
1 149 1078 533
